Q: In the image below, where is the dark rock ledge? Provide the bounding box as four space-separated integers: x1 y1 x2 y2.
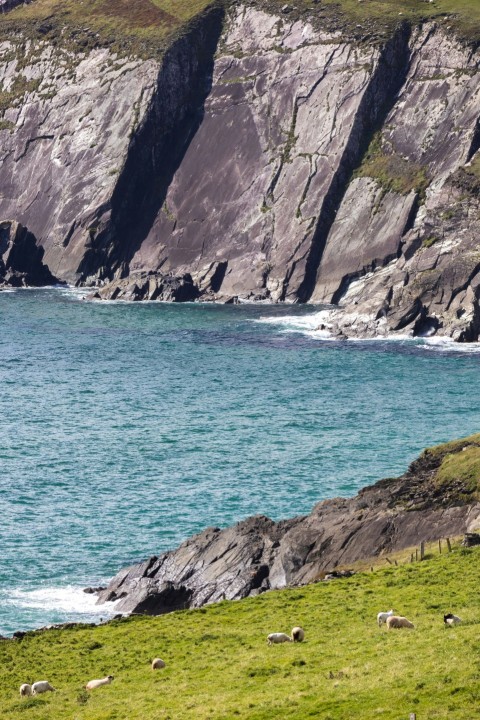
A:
96 436 480 615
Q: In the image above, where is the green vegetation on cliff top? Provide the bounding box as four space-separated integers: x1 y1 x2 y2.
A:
1 0 480 57
426 433 480 502
2 543 480 720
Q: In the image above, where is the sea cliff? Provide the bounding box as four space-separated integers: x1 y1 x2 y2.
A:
0 0 479 340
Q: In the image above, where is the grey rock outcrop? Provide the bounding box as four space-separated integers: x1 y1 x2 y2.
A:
89 271 200 302
0 0 29 12
96 436 480 615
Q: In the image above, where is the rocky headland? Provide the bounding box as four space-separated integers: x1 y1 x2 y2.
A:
0 0 479 340
96 433 480 615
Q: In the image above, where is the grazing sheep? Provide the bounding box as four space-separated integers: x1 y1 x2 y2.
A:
19 684 32 697
31 681 55 694
444 613 462 626
291 627 305 642
267 632 292 645
386 615 414 630
377 609 394 627
151 658 166 670
85 675 114 691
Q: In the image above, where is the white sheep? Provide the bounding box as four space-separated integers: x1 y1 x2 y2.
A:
377 609 394 626
19 683 32 697
85 675 114 691
267 632 292 645
386 615 414 630
444 613 462 626
31 681 55 694
151 658 166 670
291 627 305 642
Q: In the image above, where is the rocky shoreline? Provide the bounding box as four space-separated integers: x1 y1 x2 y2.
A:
95 434 480 616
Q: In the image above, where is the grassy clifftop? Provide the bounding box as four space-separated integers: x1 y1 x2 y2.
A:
0 0 216 58
271 0 480 43
1 0 480 58
1 543 480 720
407 433 480 505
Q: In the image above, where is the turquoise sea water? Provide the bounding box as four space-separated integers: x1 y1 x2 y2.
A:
0 288 479 635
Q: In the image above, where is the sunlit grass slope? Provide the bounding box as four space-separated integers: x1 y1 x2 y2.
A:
1 545 480 720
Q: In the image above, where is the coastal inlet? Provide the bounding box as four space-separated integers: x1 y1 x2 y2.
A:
0 288 479 634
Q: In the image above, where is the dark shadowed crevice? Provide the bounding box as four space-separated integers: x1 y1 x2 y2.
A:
466 116 480 163
76 5 225 283
0 220 60 286
295 23 413 303
400 194 421 245
209 260 228 292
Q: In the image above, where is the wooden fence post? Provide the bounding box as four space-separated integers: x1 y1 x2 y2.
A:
386 557 392 565
438 539 442 554
394 559 398 566
420 541 425 560
410 713 417 720
446 537 452 552
415 548 418 561
410 553 414 563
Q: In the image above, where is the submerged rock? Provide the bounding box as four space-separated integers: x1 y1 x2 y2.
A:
97 435 480 615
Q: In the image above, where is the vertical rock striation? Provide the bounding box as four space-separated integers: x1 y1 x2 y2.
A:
0 5 478 339
114 9 410 303
310 25 480 340
0 40 159 283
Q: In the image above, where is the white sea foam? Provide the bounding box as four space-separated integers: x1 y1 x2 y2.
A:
256 310 334 338
4 585 119 616
421 337 480 354
54 285 91 300
256 311 480 352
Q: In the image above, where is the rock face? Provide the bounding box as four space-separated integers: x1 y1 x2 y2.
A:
0 220 57 287
119 11 408 304
97 435 480 615
310 25 480 341
0 7 223 284
0 5 479 340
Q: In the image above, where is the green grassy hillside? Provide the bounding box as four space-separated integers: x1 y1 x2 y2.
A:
0 0 479 58
2 543 480 719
